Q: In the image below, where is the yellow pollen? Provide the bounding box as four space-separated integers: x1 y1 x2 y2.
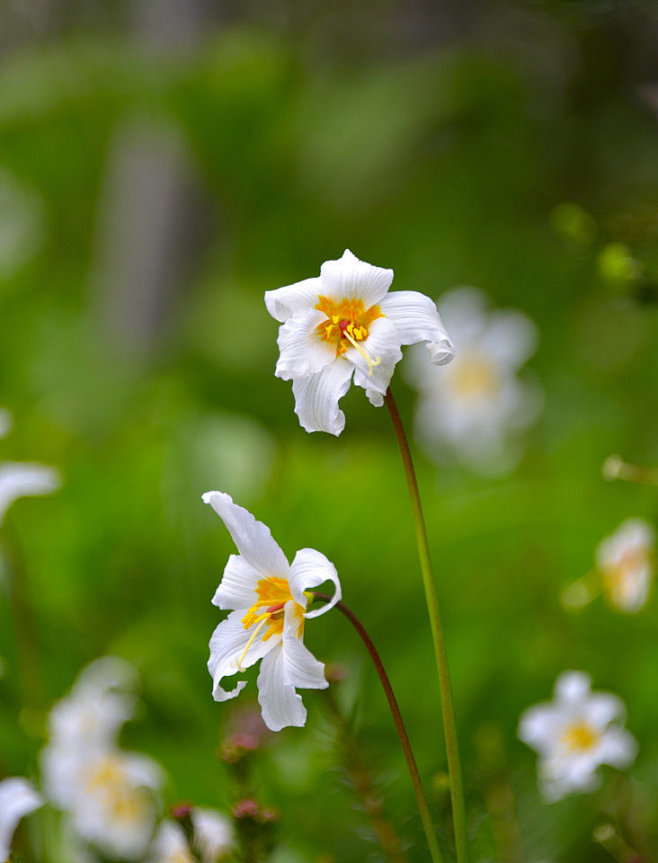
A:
238 577 305 668
315 295 384 374
561 721 599 752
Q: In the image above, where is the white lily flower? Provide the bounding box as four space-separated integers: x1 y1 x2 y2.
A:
64 749 163 860
265 249 454 435
192 808 234 862
518 671 637 802
0 777 42 863
204 491 341 731
149 821 195 863
405 288 540 471
42 657 137 807
596 518 654 613
0 462 61 524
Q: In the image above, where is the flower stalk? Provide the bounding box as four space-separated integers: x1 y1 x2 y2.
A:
384 388 468 863
312 592 444 863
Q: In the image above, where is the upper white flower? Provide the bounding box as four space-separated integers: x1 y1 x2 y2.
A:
405 287 540 471
596 518 654 613
204 491 341 731
518 671 637 802
264 249 454 435
0 462 61 524
0 777 42 863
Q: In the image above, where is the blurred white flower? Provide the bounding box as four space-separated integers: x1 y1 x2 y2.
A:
41 657 162 860
149 821 195 863
405 288 540 472
0 462 61 524
0 409 11 439
518 671 637 802
265 249 454 435
0 167 45 281
0 777 42 863
192 808 234 863
596 518 655 613
204 491 341 731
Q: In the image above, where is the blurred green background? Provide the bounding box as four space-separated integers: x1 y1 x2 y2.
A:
1 1 657 860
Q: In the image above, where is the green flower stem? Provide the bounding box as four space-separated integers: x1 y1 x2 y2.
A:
384 387 468 863
312 592 444 863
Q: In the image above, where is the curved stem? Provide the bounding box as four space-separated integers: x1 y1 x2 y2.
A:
384 387 468 863
313 592 444 863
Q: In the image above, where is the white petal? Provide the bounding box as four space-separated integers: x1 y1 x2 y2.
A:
291 360 354 435
348 316 402 406
380 290 455 364
257 645 306 731
0 778 42 861
208 610 275 701
265 277 323 323
555 671 591 704
320 249 393 307
149 821 190 862
518 705 563 755
275 308 335 380
212 554 262 611
192 809 234 863
598 727 638 768
288 548 341 619
282 610 327 690
202 491 289 578
0 463 61 523
583 693 626 730
478 309 538 369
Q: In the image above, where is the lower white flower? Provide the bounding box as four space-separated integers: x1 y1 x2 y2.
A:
204 491 341 731
67 749 163 860
42 657 137 808
0 462 61 524
192 809 234 862
518 671 637 802
405 287 540 472
596 518 654 613
149 821 195 863
0 777 42 863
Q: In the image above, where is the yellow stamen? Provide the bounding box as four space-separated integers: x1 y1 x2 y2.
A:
343 328 382 376
236 617 270 671
315 295 384 361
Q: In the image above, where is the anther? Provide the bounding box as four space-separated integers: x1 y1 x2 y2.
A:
342 329 382 376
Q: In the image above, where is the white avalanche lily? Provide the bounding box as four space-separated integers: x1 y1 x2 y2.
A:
405 287 540 471
0 777 42 863
518 671 637 802
596 518 655 613
204 491 341 731
0 462 61 524
265 249 454 435
192 808 234 863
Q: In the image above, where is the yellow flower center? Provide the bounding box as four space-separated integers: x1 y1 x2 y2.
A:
84 757 150 825
238 577 305 669
560 721 599 752
602 548 650 602
315 295 384 375
450 354 499 399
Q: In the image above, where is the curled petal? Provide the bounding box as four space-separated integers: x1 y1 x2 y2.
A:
0 463 61 523
257 645 306 731
291 360 354 435
275 308 335 380
320 249 393 307
212 553 262 611
0 778 42 862
289 548 341 618
202 491 289 578
208 610 275 702
380 290 455 364
348 316 403 406
265 277 323 323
